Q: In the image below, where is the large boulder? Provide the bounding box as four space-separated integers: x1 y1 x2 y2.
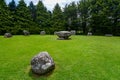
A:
23 30 30 36
56 31 71 40
31 51 55 75
4 33 12 38
40 31 46 35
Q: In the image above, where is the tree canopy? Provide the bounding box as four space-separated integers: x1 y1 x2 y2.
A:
0 0 120 35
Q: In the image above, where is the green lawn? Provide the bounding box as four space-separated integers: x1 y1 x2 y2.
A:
0 35 120 80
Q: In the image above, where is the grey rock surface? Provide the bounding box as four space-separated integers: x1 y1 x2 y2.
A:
4 33 12 38
40 31 46 35
105 34 113 37
87 32 92 36
56 31 71 40
23 30 30 36
31 51 55 75
54 31 57 35
70 30 76 35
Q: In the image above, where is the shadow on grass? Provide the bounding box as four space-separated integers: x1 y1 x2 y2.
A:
29 69 54 80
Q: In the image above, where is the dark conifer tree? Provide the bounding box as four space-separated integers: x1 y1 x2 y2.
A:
8 0 16 11
29 1 36 21
64 2 78 31
52 3 65 31
0 0 12 34
36 1 48 25
15 0 32 34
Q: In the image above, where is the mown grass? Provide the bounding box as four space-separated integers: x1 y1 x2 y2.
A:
0 35 120 80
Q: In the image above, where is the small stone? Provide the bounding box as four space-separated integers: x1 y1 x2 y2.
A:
87 32 92 36
4 33 12 38
40 31 46 35
54 31 57 35
31 51 55 75
70 30 76 35
23 30 30 36
105 34 113 37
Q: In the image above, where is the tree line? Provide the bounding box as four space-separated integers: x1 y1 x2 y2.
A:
0 0 120 35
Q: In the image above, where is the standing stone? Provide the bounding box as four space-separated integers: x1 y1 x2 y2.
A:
70 30 76 35
40 31 46 35
31 51 55 75
4 33 12 38
23 30 30 36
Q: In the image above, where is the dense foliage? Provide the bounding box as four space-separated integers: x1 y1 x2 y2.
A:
0 0 120 35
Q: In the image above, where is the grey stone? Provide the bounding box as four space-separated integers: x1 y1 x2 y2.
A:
40 31 46 35
54 31 57 35
23 30 30 36
4 33 12 38
87 32 92 36
31 51 55 75
70 30 76 35
105 34 113 37
56 31 71 40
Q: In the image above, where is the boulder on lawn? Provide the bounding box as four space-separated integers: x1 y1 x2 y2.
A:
31 51 55 75
23 30 30 36
56 31 71 40
4 33 12 38
40 31 46 35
